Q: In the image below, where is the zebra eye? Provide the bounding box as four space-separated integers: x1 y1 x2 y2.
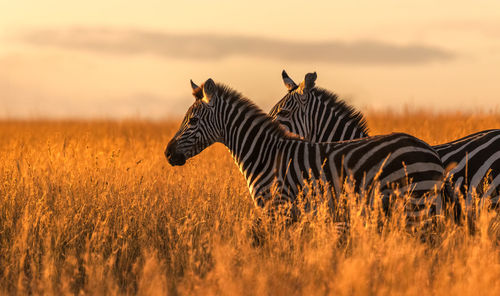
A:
188 117 199 125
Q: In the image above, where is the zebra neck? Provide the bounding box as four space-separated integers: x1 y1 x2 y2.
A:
306 94 370 142
222 112 282 196
310 107 369 142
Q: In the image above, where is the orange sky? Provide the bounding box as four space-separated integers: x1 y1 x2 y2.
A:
1 1 500 118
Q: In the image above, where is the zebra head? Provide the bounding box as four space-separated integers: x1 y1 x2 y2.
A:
270 70 369 142
165 78 222 166
269 70 317 138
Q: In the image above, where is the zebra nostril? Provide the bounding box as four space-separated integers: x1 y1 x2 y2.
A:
165 150 171 159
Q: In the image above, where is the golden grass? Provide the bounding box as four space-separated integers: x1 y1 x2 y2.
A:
1 111 500 295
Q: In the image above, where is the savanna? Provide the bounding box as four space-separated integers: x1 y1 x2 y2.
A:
1 110 500 295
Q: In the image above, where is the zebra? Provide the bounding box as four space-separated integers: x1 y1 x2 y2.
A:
269 70 500 212
165 77 448 224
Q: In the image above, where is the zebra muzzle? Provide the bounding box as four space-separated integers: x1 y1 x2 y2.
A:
165 140 187 166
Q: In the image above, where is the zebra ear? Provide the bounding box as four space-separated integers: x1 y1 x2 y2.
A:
191 79 204 100
202 78 216 105
299 72 317 93
190 79 199 91
282 70 297 91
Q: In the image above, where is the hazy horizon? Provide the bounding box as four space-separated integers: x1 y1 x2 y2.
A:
1 1 500 118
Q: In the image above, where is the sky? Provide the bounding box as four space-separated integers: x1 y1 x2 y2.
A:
1 0 500 119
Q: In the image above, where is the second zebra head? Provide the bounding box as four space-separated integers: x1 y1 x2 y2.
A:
269 70 369 143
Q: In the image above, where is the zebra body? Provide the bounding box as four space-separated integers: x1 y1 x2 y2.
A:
166 78 447 220
433 130 500 206
269 70 500 209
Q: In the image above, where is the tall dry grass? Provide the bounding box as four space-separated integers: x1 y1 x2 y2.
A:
0 111 500 295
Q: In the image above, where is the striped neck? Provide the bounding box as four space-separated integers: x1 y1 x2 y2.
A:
307 88 369 142
216 89 292 198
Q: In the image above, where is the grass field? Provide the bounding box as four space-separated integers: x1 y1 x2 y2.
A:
1 111 500 295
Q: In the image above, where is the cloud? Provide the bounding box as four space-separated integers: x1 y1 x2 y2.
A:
20 27 454 64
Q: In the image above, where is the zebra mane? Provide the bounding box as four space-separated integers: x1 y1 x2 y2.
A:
193 82 300 140
312 87 370 136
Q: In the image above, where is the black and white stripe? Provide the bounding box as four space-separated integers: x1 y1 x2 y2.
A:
434 130 500 207
166 78 448 222
269 70 369 142
269 70 500 209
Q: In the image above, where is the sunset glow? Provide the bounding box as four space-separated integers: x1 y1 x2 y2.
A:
1 1 499 118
